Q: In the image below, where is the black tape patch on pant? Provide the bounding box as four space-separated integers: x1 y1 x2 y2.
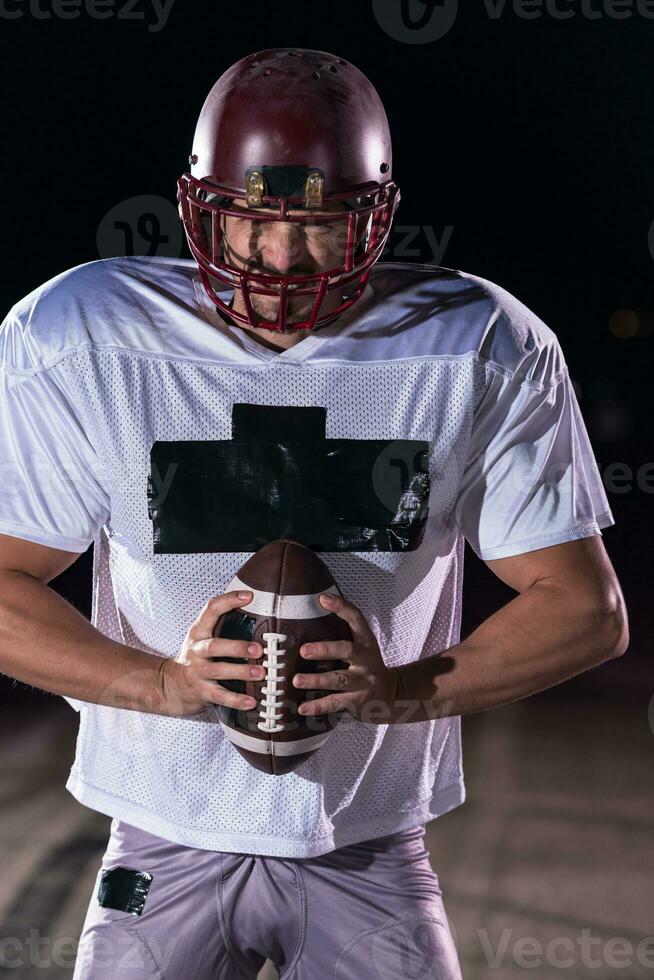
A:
97 867 153 916
147 404 431 554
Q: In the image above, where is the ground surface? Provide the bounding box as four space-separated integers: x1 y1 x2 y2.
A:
0 688 651 980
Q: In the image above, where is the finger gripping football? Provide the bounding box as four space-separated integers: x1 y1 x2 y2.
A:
211 539 352 775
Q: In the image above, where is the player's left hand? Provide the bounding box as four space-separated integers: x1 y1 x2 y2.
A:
293 592 400 724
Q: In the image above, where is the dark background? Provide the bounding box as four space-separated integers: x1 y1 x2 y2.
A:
0 0 649 701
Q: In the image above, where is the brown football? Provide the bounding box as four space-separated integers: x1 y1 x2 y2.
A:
210 539 352 775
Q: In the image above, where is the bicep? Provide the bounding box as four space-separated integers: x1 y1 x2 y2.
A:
484 535 622 606
0 533 81 584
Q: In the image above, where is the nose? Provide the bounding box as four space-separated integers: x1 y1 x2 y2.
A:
261 222 307 275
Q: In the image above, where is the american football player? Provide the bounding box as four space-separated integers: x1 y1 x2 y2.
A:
0 48 627 979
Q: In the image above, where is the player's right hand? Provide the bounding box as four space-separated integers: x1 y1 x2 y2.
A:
163 591 264 717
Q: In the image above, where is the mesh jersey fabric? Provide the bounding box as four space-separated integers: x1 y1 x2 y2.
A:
0 257 615 857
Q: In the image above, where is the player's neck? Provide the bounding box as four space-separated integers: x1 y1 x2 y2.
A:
238 324 308 352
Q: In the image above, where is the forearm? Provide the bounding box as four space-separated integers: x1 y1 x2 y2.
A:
0 570 181 715
392 582 627 724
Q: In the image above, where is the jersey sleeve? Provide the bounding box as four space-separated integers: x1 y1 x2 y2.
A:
0 364 110 553
454 359 614 561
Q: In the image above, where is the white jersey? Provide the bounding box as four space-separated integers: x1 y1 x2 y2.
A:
0 257 614 857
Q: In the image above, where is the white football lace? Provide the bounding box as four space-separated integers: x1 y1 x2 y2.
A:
257 632 288 733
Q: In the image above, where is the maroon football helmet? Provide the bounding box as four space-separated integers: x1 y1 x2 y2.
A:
178 49 400 332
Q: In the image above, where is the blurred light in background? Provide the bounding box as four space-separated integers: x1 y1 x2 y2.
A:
609 309 654 339
590 396 633 443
